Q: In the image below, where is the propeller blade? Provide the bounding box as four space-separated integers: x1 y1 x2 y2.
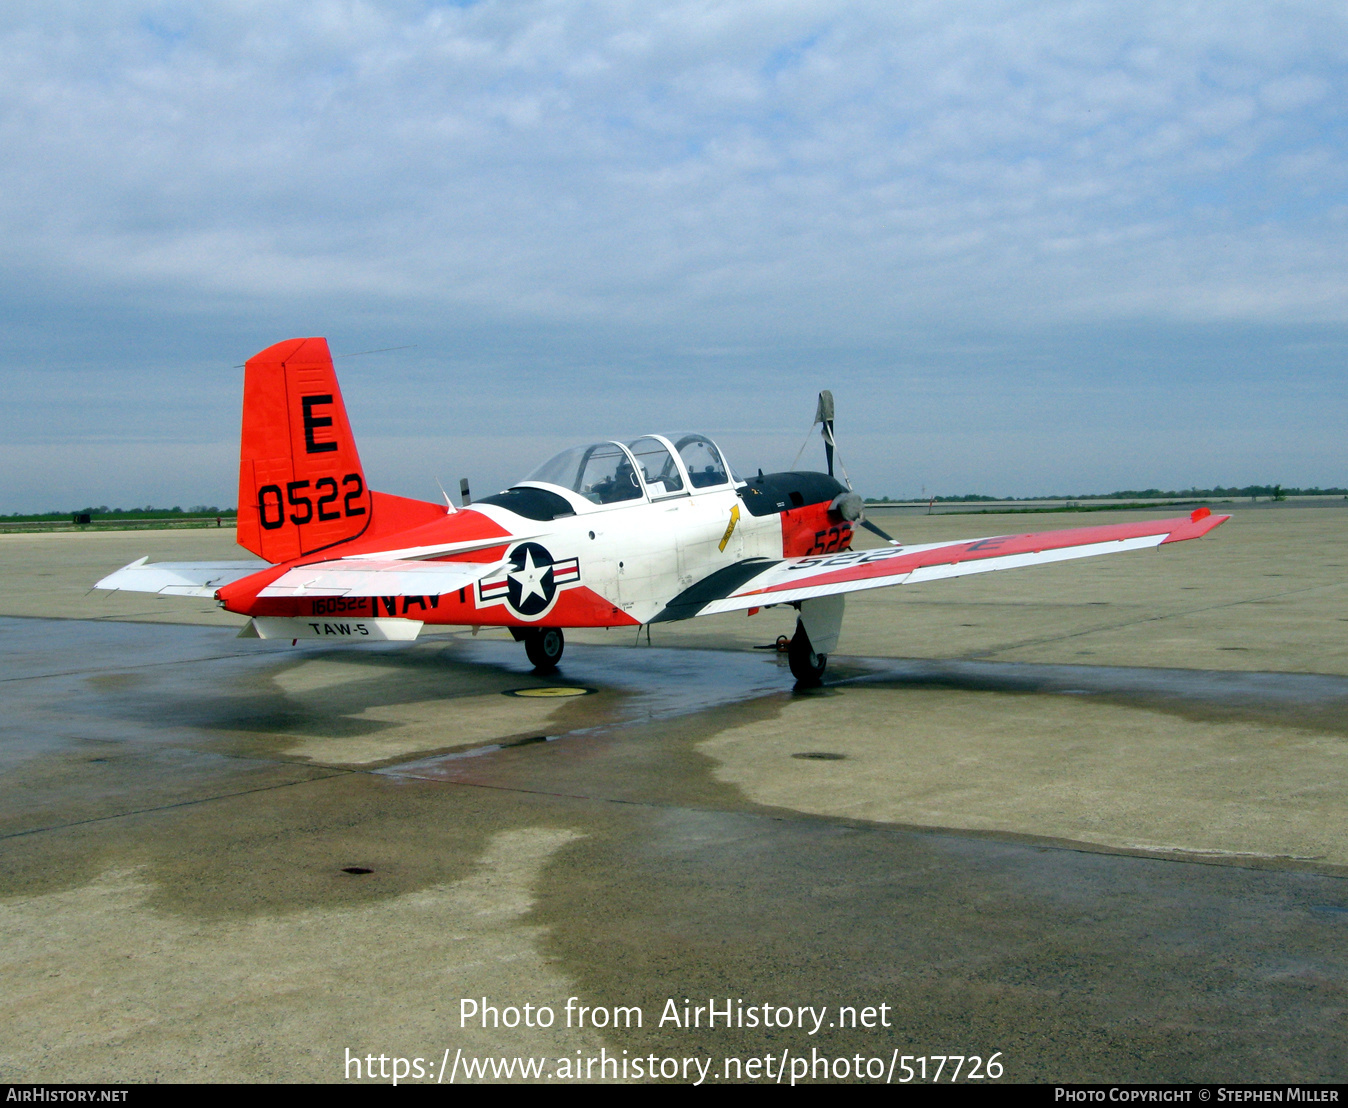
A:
859 517 901 545
816 390 835 479
814 390 834 425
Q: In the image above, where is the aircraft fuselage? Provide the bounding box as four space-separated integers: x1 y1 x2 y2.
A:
216 465 854 634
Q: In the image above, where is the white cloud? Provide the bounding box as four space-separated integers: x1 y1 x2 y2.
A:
1 1 1346 503
1 1 1344 329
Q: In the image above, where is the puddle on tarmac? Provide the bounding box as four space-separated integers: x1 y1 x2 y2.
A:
373 638 792 779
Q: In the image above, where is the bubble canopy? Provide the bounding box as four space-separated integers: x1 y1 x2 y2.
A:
521 434 733 505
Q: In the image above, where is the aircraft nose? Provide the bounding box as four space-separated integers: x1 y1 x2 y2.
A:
829 491 863 521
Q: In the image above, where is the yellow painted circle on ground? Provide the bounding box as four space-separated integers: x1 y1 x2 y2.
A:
505 686 595 698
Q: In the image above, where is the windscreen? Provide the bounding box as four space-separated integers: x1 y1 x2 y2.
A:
525 442 643 504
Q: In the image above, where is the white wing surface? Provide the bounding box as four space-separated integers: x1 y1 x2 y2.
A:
95 558 269 597
257 557 499 598
655 510 1229 621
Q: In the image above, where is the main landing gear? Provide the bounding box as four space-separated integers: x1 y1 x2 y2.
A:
522 626 565 672
788 619 827 685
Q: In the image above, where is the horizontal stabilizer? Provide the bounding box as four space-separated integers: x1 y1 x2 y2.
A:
95 558 269 597
258 557 499 598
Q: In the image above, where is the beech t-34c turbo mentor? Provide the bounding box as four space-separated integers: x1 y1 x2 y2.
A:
96 338 1229 683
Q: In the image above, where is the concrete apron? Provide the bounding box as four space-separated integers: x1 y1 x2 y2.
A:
2 617 1347 1082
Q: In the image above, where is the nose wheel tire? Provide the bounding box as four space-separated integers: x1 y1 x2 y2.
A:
788 620 827 685
524 626 565 672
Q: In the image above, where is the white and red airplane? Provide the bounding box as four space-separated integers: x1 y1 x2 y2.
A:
96 337 1229 683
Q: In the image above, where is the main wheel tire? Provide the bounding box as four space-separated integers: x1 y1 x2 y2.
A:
524 626 565 672
787 620 827 685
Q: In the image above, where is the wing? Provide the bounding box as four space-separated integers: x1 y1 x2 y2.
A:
257 557 500 598
657 509 1230 620
95 558 270 597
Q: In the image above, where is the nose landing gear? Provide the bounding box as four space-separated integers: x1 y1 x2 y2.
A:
788 620 827 685
523 626 565 672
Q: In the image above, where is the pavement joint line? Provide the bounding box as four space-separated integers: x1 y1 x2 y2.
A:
0 611 242 625
0 651 284 685
0 769 353 841
829 656 1348 689
961 580 1348 660
85 612 225 622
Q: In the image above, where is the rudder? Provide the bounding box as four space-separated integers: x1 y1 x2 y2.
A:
236 338 372 562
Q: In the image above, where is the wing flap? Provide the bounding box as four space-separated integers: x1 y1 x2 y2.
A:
95 558 270 597
258 557 499 598
693 511 1229 616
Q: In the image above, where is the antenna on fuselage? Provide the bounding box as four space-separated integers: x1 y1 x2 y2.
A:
435 477 457 514
459 478 472 507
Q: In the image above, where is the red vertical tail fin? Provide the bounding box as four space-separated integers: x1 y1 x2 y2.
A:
235 338 372 563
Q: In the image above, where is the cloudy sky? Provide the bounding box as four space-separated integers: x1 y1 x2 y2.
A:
2 1 1345 509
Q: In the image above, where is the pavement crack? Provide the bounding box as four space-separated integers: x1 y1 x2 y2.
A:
962 580 1348 660
0 770 353 841
0 652 273 685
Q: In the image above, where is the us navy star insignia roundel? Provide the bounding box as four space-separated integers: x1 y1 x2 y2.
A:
477 542 581 620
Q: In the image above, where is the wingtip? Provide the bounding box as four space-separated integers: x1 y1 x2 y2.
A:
1161 509 1230 544
93 556 149 591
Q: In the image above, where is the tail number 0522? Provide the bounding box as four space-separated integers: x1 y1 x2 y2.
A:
258 474 366 529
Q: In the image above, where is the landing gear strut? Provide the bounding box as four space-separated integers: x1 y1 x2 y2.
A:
788 619 827 685
523 626 565 672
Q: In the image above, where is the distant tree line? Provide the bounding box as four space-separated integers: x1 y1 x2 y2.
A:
865 484 1346 504
1045 484 1348 500
3 506 238 522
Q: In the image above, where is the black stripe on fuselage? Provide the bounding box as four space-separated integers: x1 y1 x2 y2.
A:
649 558 779 623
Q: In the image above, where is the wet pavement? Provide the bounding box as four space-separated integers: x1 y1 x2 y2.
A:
2 614 1346 1082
